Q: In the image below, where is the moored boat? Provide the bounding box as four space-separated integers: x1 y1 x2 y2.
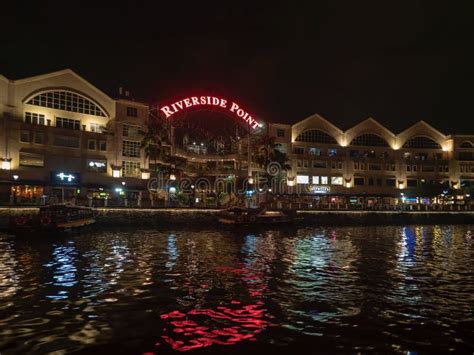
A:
9 204 96 235
218 206 301 225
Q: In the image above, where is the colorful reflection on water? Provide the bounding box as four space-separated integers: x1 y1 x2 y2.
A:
0 226 473 354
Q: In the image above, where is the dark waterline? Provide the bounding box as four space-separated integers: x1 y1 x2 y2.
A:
0 225 473 354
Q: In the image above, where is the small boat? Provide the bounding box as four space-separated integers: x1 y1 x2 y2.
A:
218 206 301 225
9 204 96 235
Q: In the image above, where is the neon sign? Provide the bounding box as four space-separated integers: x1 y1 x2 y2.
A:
310 185 330 194
160 96 261 129
57 172 76 182
88 161 106 168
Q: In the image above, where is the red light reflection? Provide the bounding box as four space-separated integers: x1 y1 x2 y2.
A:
151 266 273 352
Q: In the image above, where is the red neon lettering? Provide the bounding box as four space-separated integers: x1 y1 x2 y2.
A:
160 97 260 129
230 102 239 112
160 105 174 118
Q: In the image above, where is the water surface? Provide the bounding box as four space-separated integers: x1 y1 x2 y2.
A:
0 225 473 354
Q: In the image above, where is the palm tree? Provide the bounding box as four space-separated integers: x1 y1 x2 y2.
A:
141 116 168 177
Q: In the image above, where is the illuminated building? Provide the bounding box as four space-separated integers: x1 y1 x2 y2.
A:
0 69 148 204
1 69 473 206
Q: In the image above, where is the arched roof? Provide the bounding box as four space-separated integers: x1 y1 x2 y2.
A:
345 117 396 148
397 121 446 149
291 113 344 145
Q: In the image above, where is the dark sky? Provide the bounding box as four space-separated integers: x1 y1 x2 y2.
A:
2 1 474 134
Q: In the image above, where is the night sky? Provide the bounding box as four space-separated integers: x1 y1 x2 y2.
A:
2 1 474 133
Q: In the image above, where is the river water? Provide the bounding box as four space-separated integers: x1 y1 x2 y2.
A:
0 225 473 354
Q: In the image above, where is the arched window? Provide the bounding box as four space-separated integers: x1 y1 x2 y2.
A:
25 90 107 117
350 133 389 147
295 129 337 144
460 141 474 148
402 136 441 149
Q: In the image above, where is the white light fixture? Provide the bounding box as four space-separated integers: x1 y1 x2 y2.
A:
345 182 351 188
112 165 121 178
287 179 295 187
191 184 195 189
1 158 11 170
121 181 126 186
12 174 19 181
141 171 150 180
248 177 254 184
170 174 176 181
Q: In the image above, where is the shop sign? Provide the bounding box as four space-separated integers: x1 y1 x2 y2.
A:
51 171 80 185
160 96 261 129
310 185 330 194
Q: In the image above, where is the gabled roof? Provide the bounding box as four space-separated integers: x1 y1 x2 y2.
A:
10 68 113 102
292 112 343 134
345 117 396 137
398 120 446 139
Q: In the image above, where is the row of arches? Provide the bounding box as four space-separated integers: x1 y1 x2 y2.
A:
295 130 442 149
291 115 452 150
